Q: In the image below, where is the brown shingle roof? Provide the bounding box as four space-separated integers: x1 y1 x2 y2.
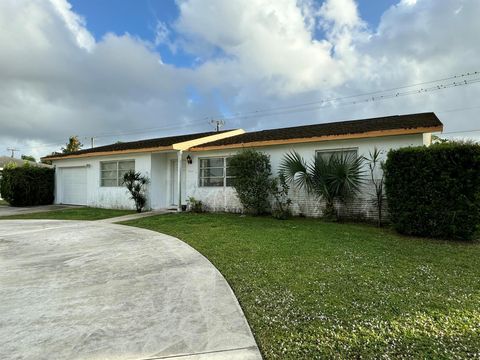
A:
192 112 442 149
42 130 230 159
43 112 442 160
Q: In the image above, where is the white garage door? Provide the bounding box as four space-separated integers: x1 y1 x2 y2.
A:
61 167 87 205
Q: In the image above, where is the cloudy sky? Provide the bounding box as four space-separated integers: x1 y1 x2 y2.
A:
1 0 479 159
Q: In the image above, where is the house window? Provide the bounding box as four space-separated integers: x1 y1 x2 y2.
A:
100 160 135 187
316 148 358 161
199 157 233 187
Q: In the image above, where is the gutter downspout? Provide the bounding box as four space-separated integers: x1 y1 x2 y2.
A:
177 150 183 212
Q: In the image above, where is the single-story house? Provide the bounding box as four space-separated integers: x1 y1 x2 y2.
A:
42 112 443 219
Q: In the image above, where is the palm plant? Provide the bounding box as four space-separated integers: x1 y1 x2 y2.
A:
279 150 365 220
365 147 386 226
123 170 150 213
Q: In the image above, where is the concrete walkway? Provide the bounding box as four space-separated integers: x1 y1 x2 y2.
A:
0 220 261 360
97 209 174 223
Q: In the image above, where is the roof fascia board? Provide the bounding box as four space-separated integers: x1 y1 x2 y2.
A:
45 145 174 161
191 126 443 152
171 129 246 151
43 129 246 161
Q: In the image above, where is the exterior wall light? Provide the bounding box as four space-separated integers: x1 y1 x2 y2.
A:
186 155 193 164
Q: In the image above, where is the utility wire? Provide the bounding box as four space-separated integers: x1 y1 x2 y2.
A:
18 71 480 152
217 77 480 121
215 71 480 119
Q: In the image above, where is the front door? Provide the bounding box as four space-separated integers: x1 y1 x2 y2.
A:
170 159 186 206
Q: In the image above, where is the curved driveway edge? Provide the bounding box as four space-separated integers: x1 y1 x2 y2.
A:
0 220 261 359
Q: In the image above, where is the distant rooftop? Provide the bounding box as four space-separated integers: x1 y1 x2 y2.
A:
0 156 52 169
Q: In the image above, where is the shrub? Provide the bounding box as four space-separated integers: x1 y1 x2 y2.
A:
0 163 54 206
384 142 480 240
271 174 292 220
187 196 204 213
123 170 149 213
280 150 364 220
229 149 273 215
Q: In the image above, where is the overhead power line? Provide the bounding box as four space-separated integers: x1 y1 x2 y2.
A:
440 128 480 135
215 71 480 120
217 74 480 122
18 71 480 152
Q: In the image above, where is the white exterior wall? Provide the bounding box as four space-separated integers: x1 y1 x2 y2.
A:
185 134 426 218
51 133 427 217
53 153 152 210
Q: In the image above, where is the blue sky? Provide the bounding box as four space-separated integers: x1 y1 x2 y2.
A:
69 0 399 68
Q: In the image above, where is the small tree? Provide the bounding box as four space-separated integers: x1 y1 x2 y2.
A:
229 149 273 215
365 147 386 226
123 170 149 213
62 136 83 154
21 154 36 162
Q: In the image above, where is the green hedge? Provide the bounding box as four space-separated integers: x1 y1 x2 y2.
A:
384 143 480 240
229 149 273 215
0 165 55 206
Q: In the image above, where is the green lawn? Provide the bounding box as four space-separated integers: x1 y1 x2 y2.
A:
0 207 135 220
124 213 480 359
0 199 8 206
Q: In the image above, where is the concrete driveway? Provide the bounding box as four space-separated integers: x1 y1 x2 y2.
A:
0 220 261 360
0 204 75 217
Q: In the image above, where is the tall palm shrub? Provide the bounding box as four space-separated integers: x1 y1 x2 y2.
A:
280 151 364 220
365 147 386 227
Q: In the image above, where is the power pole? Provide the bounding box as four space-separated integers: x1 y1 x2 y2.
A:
209 119 225 132
84 136 96 148
7 148 19 158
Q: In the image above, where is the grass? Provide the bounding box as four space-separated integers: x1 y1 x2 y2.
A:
0 199 8 206
0 207 135 220
124 213 480 359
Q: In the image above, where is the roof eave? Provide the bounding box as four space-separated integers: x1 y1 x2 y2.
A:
43 145 175 161
190 125 444 152
42 129 247 161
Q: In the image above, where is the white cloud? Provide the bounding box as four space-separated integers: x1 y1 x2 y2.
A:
48 0 95 51
319 0 363 29
154 20 170 47
1 0 480 159
175 0 344 95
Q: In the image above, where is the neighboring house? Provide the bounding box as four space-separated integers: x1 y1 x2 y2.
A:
42 112 443 219
0 156 53 171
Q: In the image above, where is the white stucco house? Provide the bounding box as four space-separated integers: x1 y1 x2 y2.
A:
42 112 443 219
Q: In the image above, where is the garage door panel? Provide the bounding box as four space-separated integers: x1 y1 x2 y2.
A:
61 167 87 205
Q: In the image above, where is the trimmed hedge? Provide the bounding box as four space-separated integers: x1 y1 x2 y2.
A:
384 143 480 240
0 165 54 206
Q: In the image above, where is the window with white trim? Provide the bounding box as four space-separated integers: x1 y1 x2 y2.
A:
100 160 135 187
199 157 233 187
316 148 358 160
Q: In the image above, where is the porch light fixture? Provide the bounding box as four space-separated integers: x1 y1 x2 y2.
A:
186 155 193 164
